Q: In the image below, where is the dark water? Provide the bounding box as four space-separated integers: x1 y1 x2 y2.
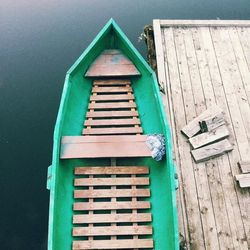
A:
0 0 249 249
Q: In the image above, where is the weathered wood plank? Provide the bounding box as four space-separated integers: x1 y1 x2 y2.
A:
74 188 150 198
73 213 152 224
189 125 229 149
237 161 250 174
62 135 146 144
74 177 149 186
86 110 138 118
235 174 250 188
191 139 233 163
88 102 136 109
92 86 132 93
181 105 223 138
160 20 250 27
85 49 140 77
84 118 141 126
90 94 134 101
72 239 153 249
73 225 152 236
93 79 130 86
61 141 151 158
75 166 149 175
73 201 150 211
235 173 250 181
82 127 142 135
85 64 141 77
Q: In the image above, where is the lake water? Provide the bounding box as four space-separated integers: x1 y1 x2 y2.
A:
0 0 250 249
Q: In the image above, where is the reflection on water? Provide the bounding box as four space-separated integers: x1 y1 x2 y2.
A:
0 0 250 249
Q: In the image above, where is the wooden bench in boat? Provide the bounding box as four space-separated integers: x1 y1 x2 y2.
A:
60 135 151 158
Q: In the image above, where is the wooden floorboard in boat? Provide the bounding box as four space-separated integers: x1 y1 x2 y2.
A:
74 188 150 198
84 118 141 126
92 86 132 93
93 79 131 86
86 110 138 118
73 225 152 236
90 94 134 101
153 19 250 249
73 213 152 223
74 176 149 186
88 102 136 109
75 166 149 175
82 126 142 135
72 239 153 249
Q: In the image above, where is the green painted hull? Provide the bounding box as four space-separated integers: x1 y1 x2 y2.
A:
47 19 179 249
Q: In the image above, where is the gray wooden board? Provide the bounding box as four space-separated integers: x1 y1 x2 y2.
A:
191 139 233 163
235 174 250 188
189 125 229 149
237 161 250 174
181 105 223 138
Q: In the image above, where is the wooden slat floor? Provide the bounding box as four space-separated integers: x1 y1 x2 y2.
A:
153 20 250 250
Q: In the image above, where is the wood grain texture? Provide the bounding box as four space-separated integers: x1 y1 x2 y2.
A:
85 49 140 77
72 239 153 249
62 135 147 144
73 213 152 223
93 79 130 86
74 177 149 186
92 86 132 93
74 188 150 198
237 161 250 174
73 201 150 211
61 141 151 158
73 225 152 236
75 166 149 175
90 94 134 101
189 125 229 149
88 102 136 109
82 127 142 135
84 118 141 126
86 110 138 118
181 105 223 138
191 139 233 163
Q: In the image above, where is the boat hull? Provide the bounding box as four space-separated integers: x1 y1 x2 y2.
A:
47 19 179 250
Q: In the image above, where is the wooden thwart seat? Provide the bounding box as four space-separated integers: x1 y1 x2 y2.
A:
72 166 153 250
60 135 151 158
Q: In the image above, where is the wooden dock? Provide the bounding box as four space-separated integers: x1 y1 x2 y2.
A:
153 20 250 249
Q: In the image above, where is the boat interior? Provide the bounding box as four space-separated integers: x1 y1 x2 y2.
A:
49 20 178 250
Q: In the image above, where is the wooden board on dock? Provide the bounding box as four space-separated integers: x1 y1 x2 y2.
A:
189 125 229 149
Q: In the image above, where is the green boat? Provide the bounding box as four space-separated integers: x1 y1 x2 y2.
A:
47 19 178 250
